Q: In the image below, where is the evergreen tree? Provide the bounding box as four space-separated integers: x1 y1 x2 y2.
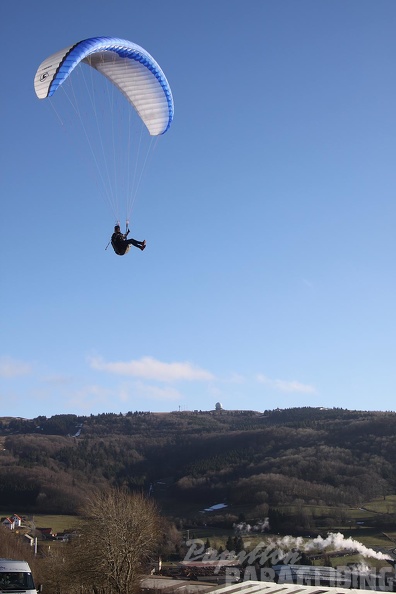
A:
226 535 234 552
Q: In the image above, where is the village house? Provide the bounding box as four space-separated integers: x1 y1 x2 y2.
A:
36 527 54 540
1 513 24 530
11 513 22 527
2 517 15 530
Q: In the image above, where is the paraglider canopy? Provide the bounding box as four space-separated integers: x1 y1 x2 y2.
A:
34 36 174 136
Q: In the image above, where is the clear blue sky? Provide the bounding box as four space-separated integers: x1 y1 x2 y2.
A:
2 0 396 418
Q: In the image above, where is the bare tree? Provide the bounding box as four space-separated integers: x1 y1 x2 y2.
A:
64 488 161 594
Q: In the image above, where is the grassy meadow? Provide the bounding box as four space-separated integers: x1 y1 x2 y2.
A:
2 495 396 565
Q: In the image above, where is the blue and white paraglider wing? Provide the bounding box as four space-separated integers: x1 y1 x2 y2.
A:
34 37 174 136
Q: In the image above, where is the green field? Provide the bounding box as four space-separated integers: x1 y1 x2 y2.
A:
0 512 82 533
2 495 396 561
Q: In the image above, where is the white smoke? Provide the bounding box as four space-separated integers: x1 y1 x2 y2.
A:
269 532 391 561
253 518 270 532
350 562 372 573
234 518 270 534
234 522 251 534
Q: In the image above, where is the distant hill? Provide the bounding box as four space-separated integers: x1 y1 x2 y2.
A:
1 407 396 532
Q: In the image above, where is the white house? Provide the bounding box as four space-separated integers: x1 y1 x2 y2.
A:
2 517 15 530
11 513 22 527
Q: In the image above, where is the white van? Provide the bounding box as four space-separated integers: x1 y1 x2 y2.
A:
0 559 39 594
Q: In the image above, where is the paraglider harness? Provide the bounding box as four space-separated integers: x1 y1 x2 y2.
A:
108 224 131 256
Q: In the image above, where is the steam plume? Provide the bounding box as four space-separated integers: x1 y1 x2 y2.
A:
270 532 391 561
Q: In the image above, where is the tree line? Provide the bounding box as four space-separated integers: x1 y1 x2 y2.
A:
0 408 396 524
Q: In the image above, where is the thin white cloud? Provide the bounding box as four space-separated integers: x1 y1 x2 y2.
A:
66 384 115 412
41 374 73 386
0 356 32 378
66 381 182 413
134 381 182 402
89 355 214 382
226 372 245 384
257 373 316 394
303 278 314 289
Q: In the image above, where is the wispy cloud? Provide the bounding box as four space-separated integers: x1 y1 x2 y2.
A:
303 278 314 289
66 384 115 412
89 356 214 382
66 381 182 413
257 373 316 394
0 356 32 378
226 372 245 384
133 381 182 402
41 374 73 386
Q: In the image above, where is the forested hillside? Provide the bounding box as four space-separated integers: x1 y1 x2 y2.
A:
1 407 396 531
